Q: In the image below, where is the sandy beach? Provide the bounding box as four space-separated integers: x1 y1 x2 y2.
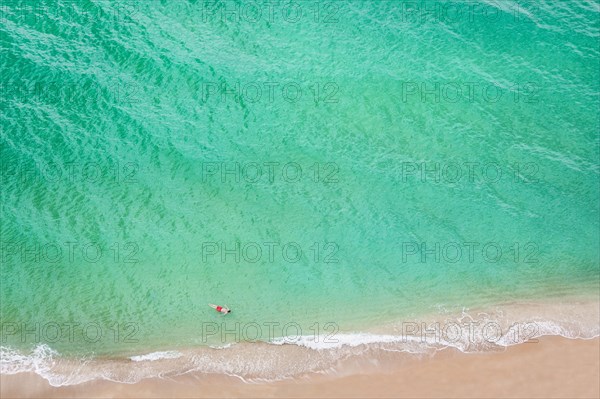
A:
1 336 598 399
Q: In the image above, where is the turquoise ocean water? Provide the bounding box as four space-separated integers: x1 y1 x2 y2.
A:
1 0 599 383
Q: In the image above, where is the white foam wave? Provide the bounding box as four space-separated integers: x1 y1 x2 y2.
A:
271 333 415 350
208 343 233 349
269 319 599 354
0 344 57 375
129 351 182 362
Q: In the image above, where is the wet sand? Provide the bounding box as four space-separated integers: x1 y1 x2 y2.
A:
1 336 598 398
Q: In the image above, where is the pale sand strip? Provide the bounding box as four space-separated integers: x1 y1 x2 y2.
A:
1 336 598 398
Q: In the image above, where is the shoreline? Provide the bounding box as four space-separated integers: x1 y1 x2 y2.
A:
2 336 599 398
1 297 598 386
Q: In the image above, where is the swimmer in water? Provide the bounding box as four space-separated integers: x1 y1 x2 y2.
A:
209 304 231 315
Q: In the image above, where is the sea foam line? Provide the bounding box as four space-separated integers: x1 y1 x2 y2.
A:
129 351 183 362
1 317 598 387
